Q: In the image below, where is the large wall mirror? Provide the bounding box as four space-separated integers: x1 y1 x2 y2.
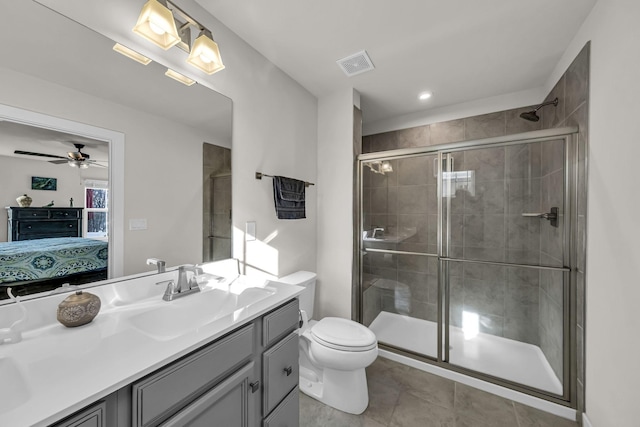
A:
0 2 232 300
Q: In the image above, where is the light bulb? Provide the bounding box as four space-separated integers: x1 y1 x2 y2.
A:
149 21 166 35
199 53 213 64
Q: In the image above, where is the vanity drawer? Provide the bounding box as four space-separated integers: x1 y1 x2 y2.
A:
263 387 299 427
18 220 78 235
263 331 299 415
263 299 299 347
132 324 255 427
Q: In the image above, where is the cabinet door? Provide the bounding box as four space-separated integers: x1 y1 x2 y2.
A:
160 362 257 427
52 401 106 427
263 332 299 415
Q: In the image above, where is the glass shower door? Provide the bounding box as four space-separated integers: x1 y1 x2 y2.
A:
360 154 440 359
441 139 570 396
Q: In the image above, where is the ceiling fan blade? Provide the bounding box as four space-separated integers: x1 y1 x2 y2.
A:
14 150 67 160
49 160 69 164
89 163 108 168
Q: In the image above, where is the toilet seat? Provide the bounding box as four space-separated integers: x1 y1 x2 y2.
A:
310 317 377 352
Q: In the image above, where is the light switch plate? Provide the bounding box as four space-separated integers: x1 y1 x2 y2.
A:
129 218 147 231
246 221 256 241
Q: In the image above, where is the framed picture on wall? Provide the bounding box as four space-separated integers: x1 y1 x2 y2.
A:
31 176 57 191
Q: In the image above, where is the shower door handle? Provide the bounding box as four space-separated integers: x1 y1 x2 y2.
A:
522 207 559 227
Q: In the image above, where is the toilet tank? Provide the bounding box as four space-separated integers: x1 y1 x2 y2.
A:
277 271 317 319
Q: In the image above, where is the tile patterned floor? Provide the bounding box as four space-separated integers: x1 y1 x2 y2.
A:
299 357 579 427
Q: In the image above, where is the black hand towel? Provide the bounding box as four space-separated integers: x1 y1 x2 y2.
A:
273 176 306 219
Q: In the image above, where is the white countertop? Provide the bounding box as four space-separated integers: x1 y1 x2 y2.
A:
0 270 303 427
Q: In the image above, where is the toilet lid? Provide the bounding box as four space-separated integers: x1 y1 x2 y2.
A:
310 317 377 350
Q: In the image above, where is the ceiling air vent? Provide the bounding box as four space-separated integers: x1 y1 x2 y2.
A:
336 50 375 77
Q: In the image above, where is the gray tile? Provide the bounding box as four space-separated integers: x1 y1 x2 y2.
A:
394 368 456 410
363 377 402 426
504 316 539 345
464 111 506 140
464 181 505 215
397 125 430 149
397 185 429 214
506 143 541 180
464 145 506 182
430 119 465 146
410 300 438 322
454 383 518 426
506 178 541 216
463 214 505 249
542 76 566 129
370 186 398 215
362 135 374 154
397 252 430 273
397 156 432 186
390 392 454 427
540 139 565 177
370 131 400 152
398 270 429 302
506 214 540 253
513 402 579 427
462 278 505 318
564 43 589 117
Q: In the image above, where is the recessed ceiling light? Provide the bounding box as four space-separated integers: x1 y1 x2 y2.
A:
419 92 432 101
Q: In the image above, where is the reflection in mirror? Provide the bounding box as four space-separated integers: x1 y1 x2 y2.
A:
0 124 110 299
203 143 232 262
0 2 232 301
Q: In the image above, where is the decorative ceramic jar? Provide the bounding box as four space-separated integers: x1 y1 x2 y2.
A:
57 291 101 327
16 194 32 207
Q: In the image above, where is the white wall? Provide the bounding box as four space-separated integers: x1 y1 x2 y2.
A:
549 1 640 426
316 89 357 319
159 0 319 279
0 156 108 242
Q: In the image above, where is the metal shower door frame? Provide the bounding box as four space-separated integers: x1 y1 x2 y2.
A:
355 127 579 407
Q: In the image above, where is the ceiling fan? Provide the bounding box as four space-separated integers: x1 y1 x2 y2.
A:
14 143 107 169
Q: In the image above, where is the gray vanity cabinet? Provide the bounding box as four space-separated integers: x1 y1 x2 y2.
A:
47 298 300 427
261 300 300 426
132 324 256 427
52 401 107 427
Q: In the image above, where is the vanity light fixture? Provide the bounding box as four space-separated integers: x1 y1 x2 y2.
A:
186 30 225 75
165 68 196 86
112 43 152 65
133 0 181 50
132 0 225 75
366 161 393 175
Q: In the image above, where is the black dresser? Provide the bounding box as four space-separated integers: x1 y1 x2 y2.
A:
6 207 83 241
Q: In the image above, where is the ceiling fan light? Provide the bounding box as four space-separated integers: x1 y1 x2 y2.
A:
187 31 225 75
132 0 181 50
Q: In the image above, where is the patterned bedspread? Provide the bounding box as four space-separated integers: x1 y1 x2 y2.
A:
0 237 108 284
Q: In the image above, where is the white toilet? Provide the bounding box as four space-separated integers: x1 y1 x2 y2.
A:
276 271 378 415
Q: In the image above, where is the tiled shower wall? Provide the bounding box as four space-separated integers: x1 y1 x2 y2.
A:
361 43 589 409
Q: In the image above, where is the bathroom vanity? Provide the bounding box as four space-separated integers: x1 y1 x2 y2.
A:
0 267 303 427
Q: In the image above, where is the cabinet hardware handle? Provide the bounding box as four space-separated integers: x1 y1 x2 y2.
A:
284 366 293 376
69 224 73 228
249 381 260 393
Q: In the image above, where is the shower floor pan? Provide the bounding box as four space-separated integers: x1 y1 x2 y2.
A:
369 311 562 395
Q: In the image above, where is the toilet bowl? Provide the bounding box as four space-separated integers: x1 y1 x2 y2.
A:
276 271 378 415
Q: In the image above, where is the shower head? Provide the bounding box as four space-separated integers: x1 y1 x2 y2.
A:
519 98 559 122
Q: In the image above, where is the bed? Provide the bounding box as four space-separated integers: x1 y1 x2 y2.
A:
0 237 108 299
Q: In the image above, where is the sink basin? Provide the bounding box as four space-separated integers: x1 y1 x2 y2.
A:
0 358 30 411
128 286 275 340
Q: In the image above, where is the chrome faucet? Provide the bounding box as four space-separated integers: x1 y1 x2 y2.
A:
156 264 202 301
146 258 166 273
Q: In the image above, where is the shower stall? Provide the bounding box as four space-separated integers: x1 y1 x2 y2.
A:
356 127 580 405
